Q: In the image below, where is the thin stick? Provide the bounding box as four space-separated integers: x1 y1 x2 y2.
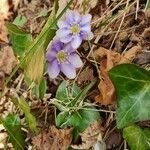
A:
135 0 139 20
109 0 130 49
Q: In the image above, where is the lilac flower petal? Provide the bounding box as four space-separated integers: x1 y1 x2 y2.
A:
56 29 71 38
46 50 56 61
80 14 92 25
51 40 63 52
48 60 60 79
66 10 74 23
68 53 83 68
60 63 76 79
73 10 80 22
57 20 69 28
81 25 91 33
71 35 82 49
80 31 88 39
63 43 75 53
60 34 73 43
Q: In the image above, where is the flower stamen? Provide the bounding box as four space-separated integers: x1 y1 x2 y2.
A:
70 24 80 34
56 50 68 63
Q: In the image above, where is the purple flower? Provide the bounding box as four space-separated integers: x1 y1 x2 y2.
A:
46 39 83 79
56 10 93 49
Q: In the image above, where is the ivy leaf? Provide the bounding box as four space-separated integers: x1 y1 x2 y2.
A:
6 23 32 57
123 125 150 150
1 114 26 150
109 64 150 128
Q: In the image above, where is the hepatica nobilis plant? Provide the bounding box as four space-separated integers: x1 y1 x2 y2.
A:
46 9 93 79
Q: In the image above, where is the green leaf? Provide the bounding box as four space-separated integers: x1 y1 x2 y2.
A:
146 0 150 9
32 78 47 99
12 97 38 133
123 125 150 150
72 79 97 106
32 83 40 98
23 0 58 84
13 15 27 27
55 79 96 107
56 106 101 140
6 23 32 57
109 64 150 128
1 114 26 150
39 78 47 99
56 81 81 104
25 48 44 84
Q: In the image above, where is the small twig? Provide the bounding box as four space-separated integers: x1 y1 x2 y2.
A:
145 0 150 11
135 0 139 20
109 0 130 49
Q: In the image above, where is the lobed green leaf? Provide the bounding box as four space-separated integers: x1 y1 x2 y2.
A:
109 64 150 128
123 125 150 150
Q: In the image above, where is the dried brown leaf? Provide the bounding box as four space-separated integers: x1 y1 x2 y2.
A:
94 47 120 70
120 45 142 63
94 46 141 105
71 121 101 149
94 47 119 105
95 58 116 105
0 46 17 74
32 126 72 150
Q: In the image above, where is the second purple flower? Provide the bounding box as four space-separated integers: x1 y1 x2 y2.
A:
46 39 83 79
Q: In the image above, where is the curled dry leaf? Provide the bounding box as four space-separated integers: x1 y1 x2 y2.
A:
94 47 120 70
94 47 120 105
0 46 17 74
71 120 102 149
95 58 117 105
32 126 72 150
94 46 141 105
